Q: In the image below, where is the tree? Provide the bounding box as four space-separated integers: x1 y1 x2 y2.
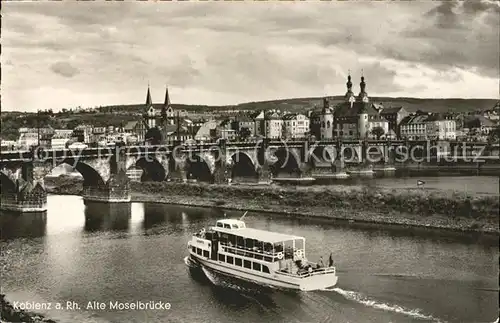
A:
487 125 500 143
145 127 162 145
371 126 385 139
239 127 251 141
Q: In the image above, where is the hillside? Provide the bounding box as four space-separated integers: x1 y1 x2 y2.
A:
234 96 498 114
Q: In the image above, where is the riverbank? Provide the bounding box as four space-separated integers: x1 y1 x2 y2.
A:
44 176 499 234
0 294 56 323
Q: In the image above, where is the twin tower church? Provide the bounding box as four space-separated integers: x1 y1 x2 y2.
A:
143 85 177 129
314 74 390 140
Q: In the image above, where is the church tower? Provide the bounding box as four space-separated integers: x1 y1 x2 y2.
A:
161 86 175 125
145 85 156 129
357 76 369 103
357 76 369 139
344 73 356 108
320 97 333 139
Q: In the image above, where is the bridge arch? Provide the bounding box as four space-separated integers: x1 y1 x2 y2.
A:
230 152 257 180
185 154 214 183
36 159 106 186
0 171 17 192
271 148 301 177
71 161 106 186
135 157 166 182
307 146 335 167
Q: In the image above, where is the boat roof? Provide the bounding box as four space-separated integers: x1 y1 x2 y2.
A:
213 226 305 243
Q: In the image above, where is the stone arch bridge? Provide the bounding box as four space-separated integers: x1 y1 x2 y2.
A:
2 139 488 212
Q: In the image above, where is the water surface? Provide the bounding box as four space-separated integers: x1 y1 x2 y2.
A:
1 195 498 323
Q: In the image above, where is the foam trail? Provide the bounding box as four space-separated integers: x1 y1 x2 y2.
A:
325 287 446 323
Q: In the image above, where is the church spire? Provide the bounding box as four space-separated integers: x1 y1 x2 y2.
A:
346 71 352 91
358 75 369 103
344 71 355 104
164 85 171 107
145 84 152 107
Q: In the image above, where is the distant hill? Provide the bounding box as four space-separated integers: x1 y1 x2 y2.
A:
232 96 499 114
94 96 499 114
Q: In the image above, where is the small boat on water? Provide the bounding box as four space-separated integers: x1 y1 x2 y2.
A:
186 218 338 291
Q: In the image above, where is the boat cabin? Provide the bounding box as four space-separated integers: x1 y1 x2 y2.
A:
208 219 306 263
215 219 246 230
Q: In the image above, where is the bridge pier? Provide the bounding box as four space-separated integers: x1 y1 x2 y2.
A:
167 141 188 182
83 147 130 203
331 140 349 178
0 161 48 213
82 172 131 203
257 138 272 184
348 140 374 176
213 139 227 184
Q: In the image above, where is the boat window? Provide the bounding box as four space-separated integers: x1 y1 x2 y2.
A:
244 260 251 269
245 239 254 249
217 222 223 228
203 250 209 258
227 256 234 264
218 254 225 262
231 224 239 229
235 258 242 266
224 224 231 229
262 266 270 273
191 246 196 253
253 262 261 271
196 248 202 255
236 236 245 248
228 235 236 245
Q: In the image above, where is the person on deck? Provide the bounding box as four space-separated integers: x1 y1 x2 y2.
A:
328 252 334 267
317 256 324 268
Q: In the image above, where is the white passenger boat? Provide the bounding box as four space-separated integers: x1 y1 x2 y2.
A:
186 218 338 291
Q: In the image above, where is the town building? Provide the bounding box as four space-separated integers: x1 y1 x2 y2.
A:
263 111 283 139
72 125 93 143
282 113 310 139
1 140 17 152
17 127 55 150
379 106 409 139
195 120 219 141
399 114 429 140
425 115 457 140
122 121 147 143
51 130 73 149
252 111 265 137
231 115 255 140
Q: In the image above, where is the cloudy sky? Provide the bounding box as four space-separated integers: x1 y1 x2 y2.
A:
2 1 499 112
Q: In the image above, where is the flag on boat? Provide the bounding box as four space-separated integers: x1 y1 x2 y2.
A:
328 252 334 267
417 180 425 186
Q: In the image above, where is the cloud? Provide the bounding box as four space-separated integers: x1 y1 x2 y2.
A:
1 1 498 112
50 61 80 78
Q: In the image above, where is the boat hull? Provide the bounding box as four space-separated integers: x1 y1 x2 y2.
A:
187 254 338 292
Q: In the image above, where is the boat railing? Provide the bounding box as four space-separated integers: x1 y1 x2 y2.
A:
277 265 336 278
221 245 281 262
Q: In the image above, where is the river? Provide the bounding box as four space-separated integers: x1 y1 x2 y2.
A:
1 195 498 323
315 173 499 196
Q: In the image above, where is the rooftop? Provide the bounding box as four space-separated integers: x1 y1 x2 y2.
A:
213 220 304 243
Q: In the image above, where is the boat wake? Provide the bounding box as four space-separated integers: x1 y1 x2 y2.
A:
322 287 446 323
